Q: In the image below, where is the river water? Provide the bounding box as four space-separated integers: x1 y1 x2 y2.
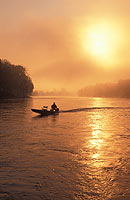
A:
0 96 130 200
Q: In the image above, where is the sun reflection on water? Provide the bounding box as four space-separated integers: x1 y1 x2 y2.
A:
88 98 107 168
89 127 104 167
78 98 130 199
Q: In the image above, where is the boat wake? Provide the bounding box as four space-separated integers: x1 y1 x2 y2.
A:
60 106 130 113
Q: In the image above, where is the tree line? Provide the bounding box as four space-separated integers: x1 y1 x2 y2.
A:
78 79 130 98
0 59 34 98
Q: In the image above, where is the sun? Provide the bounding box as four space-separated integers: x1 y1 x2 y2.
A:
80 22 121 65
87 27 112 57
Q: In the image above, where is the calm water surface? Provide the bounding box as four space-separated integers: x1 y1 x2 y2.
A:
0 96 130 200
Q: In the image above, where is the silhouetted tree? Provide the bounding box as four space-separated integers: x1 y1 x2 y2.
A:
0 59 34 98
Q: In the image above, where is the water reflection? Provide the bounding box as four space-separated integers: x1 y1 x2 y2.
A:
76 99 119 199
75 98 130 199
0 97 129 199
0 98 33 113
89 129 103 150
89 111 104 169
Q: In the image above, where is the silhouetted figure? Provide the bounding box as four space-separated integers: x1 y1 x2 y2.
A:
51 102 57 111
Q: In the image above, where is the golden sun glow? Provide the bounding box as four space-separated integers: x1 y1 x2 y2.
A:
87 28 112 57
80 22 122 66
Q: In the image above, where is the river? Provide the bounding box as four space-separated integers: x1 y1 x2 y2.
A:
0 96 130 200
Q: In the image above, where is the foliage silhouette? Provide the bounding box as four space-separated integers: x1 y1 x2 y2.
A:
0 59 34 98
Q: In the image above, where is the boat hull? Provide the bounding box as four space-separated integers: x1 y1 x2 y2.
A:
31 108 59 116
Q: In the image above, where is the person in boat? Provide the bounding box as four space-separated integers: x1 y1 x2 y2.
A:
51 102 57 111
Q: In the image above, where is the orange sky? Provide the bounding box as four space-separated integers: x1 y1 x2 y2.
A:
0 0 130 91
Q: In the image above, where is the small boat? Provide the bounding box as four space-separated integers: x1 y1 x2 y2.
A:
31 106 59 116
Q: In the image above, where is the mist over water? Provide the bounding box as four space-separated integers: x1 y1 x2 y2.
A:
0 96 130 200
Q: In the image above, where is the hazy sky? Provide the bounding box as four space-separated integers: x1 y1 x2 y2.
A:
0 0 130 91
